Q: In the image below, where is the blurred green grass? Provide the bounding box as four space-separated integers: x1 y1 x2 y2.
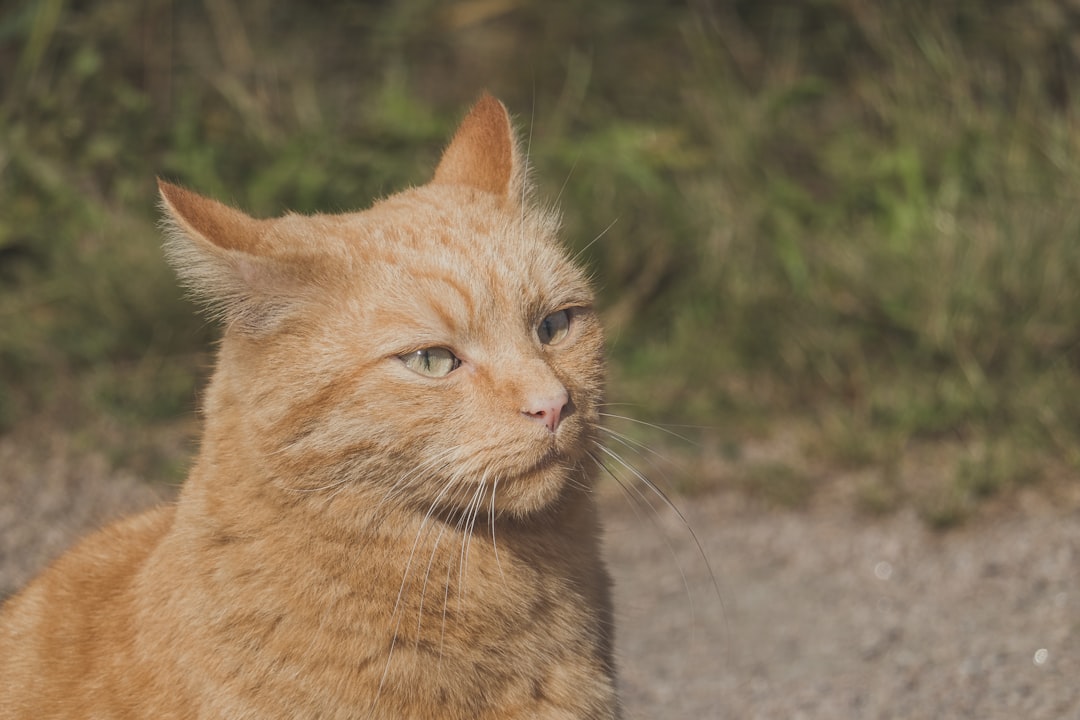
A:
2 0 1079 522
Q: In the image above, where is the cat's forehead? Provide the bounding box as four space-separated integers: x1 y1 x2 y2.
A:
351 189 586 295
323 186 592 343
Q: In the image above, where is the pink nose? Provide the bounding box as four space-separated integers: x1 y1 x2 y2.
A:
522 390 569 433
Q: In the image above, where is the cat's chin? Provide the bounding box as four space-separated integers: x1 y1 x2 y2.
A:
413 453 579 520
488 456 582 518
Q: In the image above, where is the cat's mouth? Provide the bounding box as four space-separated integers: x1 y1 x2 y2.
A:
417 425 591 517
518 425 585 475
484 443 585 515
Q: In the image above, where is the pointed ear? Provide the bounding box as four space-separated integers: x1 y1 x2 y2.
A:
432 93 525 203
158 180 296 334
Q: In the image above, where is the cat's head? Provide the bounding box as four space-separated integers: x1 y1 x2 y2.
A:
160 95 605 519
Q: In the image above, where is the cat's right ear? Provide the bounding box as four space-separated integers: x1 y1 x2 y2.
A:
158 180 295 334
432 93 525 205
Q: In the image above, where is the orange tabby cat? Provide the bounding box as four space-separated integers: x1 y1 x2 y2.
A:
0 95 619 719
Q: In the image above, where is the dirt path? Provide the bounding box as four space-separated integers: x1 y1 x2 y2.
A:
604 489 1080 718
2 436 1079 717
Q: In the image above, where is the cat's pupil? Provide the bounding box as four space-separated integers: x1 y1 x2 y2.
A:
538 309 571 346
401 347 460 378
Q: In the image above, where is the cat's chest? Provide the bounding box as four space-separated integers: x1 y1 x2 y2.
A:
297 519 590 649
142 511 613 718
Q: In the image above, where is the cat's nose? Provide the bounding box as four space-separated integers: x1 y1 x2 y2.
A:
522 389 569 433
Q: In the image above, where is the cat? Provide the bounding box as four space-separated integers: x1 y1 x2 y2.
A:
0 94 620 719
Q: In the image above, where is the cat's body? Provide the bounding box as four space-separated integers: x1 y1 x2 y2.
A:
0 96 619 718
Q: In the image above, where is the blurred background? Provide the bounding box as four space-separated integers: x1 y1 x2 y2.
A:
3 0 1080 527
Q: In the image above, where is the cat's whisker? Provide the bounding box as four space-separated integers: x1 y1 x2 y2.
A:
596 432 684 520
602 442 727 665
414 506 452 649
489 477 506 584
438 533 455 663
599 411 700 447
553 153 580 210
368 448 459 520
597 427 682 491
572 216 619 264
456 478 488 610
568 459 595 494
593 444 724 619
559 459 592 494
322 477 353 511
436 475 476 661
520 91 535 226
372 473 462 716
280 445 457 512
598 424 669 460
589 448 696 620
286 478 348 494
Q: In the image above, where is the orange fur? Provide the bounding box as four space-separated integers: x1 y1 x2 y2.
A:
0 94 619 718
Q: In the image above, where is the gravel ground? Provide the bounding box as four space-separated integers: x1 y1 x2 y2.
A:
607 489 1080 719
2 435 1079 718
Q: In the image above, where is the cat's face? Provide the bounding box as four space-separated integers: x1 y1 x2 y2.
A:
160 96 605 519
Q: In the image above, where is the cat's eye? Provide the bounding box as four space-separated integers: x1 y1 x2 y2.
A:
538 309 572 346
400 347 461 378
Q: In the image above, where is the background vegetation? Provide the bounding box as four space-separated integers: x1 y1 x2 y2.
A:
3 0 1080 525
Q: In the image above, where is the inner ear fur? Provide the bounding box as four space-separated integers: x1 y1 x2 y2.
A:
158 180 314 335
432 93 526 203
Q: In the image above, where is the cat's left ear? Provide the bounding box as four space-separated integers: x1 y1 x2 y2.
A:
432 93 525 205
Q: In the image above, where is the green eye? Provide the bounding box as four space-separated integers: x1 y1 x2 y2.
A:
400 347 461 377
538 309 572 346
